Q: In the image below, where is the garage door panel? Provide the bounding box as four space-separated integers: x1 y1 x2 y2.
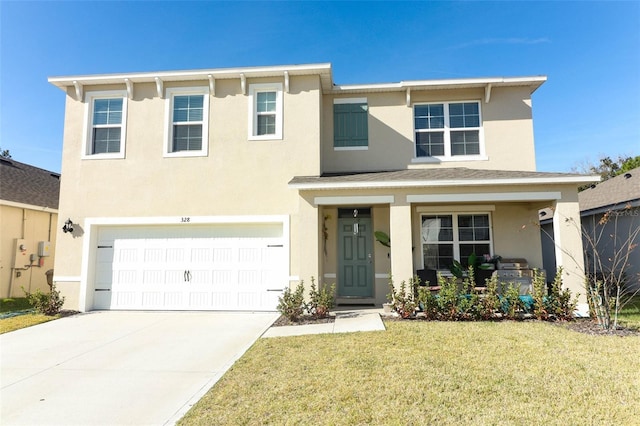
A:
94 225 286 311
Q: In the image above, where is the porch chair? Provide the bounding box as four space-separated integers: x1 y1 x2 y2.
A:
416 268 441 291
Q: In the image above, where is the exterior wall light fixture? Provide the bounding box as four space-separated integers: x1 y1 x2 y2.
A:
62 218 74 234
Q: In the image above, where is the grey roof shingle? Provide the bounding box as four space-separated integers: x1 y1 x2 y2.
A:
0 158 60 209
289 168 596 188
579 166 640 212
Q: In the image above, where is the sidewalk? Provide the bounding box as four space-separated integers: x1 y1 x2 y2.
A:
262 308 386 338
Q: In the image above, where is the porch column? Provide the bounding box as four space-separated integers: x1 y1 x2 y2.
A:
552 195 588 314
295 195 321 288
389 202 414 283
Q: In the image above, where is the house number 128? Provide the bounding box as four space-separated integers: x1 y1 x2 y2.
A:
181 217 191 223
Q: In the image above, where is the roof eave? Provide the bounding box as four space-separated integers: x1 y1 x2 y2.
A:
331 75 547 95
48 63 334 91
289 175 599 191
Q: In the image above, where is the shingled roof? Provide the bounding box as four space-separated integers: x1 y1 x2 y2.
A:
289 168 598 190
579 166 640 214
0 158 60 210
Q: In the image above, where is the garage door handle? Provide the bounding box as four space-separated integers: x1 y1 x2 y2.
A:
267 288 284 292
95 289 111 292
184 270 192 282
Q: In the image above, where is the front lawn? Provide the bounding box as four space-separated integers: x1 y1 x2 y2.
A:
0 313 58 334
619 295 640 327
179 321 640 425
0 297 58 334
0 297 32 313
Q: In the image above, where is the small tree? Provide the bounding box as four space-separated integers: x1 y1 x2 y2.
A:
539 204 639 329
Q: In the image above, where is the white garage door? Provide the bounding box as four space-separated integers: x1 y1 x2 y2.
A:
93 224 287 311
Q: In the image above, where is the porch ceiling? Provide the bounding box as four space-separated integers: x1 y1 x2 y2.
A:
288 168 599 191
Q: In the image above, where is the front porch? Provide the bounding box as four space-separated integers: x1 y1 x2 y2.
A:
289 169 598 313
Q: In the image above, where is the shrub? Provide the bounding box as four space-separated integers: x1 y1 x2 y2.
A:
388 277 417 318
532 268 549 320
544 268 577 321
417 286 439 320
277 281 305 322
479 274 500 320
436 275 459 320
308 277 335 319
23 284 65 316
500 283 523 319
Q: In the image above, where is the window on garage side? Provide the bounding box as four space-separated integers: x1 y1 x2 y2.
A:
165 87 209 157
421 213 492 270
334 98 368 149
83 90 128 159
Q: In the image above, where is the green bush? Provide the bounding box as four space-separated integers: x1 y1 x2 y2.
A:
277 281 305 322
479 274 500 320
388 277 417 318
500 283 523 319
397 268 578 323
23 284 65 316
544 268 577 321
308 278 335 319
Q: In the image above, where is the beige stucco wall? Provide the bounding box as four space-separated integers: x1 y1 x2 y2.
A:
322 86 537 173
0 205 57 298
54 75 323 306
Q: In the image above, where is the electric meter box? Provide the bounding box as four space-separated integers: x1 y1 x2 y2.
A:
38 241 51 257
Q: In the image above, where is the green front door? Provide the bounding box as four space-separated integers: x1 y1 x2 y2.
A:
338 213 374 297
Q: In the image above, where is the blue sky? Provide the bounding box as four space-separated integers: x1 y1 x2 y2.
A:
1 1 638 174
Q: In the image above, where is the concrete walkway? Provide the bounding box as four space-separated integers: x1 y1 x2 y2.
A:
262 308 386 338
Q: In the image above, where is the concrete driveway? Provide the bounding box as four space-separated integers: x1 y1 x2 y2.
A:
1 311 278 425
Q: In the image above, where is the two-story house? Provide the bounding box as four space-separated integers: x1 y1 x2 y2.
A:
48 63 597 314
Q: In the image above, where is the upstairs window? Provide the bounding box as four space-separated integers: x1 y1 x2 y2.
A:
165 87 209 157
83 91 128 159
414 101 482 160
248 83 283 140
421 213 492 270
334 98 368 150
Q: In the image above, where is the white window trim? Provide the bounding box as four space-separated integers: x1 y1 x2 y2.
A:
164 86 210 158
248 83 283 141
333 97 369 151
420 212 494 270
413 100 486 161
334 97 368 105
82 90 128 160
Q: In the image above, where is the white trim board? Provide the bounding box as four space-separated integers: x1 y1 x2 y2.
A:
0 200 58 213
407 192 562 203
314 195 394 205
417 205 495 212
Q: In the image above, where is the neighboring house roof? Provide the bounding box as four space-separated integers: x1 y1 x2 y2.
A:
48 63 546 97
0 158 60 210
289 168 598 190
579 166 640 215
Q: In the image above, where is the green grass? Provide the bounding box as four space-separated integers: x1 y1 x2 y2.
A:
0 297 59 334
179 321 640 425
0 313 58 334
0 297 32 313
618 295 640 326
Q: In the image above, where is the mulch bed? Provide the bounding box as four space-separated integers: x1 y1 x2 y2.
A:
272 314 336 327
552 318 640 337
383 314 639 336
